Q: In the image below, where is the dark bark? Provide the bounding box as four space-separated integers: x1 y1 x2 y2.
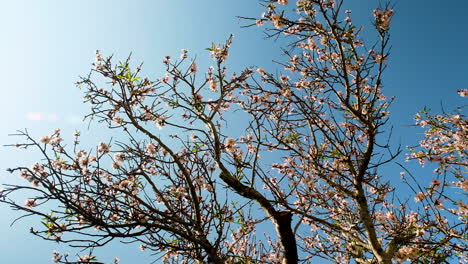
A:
273 211 298 264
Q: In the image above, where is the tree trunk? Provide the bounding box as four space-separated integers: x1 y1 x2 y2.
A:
273 211 298 264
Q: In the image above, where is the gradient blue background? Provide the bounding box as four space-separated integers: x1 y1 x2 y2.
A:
1 0 467 263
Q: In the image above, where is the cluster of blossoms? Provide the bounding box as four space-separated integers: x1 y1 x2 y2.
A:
98 142 111 154
24 198 37 209
278 0 288 5
458 88 468 97
51 251 62 263
411 92 467 172
50 251 120 264
224 138 238 153
373 8 394 32
77 255 97 262
39 129 63 145
408 91 467 225
94 50 105 70
208 37 232 62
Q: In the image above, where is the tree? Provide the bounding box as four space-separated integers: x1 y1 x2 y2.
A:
1 0 466 263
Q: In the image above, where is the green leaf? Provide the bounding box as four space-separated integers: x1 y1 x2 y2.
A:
168 100 179 108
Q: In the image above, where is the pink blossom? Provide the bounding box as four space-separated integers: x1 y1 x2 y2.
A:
24 199 37 208
457 89 468 97
434 199 444 209
307 38 317 50
155 115 169 129
373 8 394 31
189 61 198 73
162 56 171 64
119 179 132 188
256 68 267 76
209 80 217 91
49 136 63 146
194 93 203 103
414 192 425 202
430 179 441 190
281 87 292 98
109 214 120 221
114 152 125 162
270 14 284 28
374 54 385 64
77 255 95 262
454 179 468 191
180 49 188 59
51 251 62 263
139 244 147 251
396 246 418 262
113 116 123 124
95 50 102 63
98 142 111 154
224 138 238 152
39 136 52 144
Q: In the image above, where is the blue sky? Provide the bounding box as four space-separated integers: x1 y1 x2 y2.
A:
0 0 467 263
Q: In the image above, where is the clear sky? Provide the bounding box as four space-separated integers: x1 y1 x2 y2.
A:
0 0 467 263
